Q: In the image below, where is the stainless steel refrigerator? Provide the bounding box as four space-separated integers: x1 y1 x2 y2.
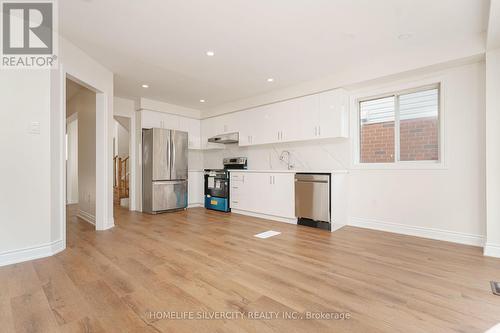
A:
142 128 188 214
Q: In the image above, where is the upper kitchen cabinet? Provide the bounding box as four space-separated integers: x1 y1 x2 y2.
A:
200 116 225 150
179 116 201 149
250 104 278 145
141 110 165 129
215 112 238 134
141 110 180 130
237 89 349 147
317 89 349 139
141 110 202 149
292 94 320 142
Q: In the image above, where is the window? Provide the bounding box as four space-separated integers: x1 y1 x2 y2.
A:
358 85 440 164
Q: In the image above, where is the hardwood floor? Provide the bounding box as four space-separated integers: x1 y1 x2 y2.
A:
1 205 500 332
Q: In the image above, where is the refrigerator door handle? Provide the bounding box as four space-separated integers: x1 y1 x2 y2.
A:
171 133 175 176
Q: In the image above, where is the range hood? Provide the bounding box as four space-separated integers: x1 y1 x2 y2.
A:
208 132 239 144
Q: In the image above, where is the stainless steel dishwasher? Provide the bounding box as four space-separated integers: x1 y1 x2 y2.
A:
295 173 331 230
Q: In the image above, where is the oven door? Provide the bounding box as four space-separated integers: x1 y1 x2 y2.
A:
205 174 229 198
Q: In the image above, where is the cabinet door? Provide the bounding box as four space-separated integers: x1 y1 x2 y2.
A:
272 99 297 142
268 173 295 218
236 108 264 147
141 110 163 129
200 117 224 150
180 117 201 149
216 113 237 134
161 113 181 130
229 172 245 209
188 171 204 205
291 95 319 142
236 106 275 146
318 89 349 138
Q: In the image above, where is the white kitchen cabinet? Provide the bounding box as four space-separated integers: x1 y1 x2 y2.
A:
180 117 201 149
141 110 164 129
238 105 273 146
232 89 348 147
318 89 349 139
215 112 238 134
141 110 202 149
289 94 319 142
229 172 295 220
188 171 204 206
200 117 225 150
161 113 181 130
266 173 295 218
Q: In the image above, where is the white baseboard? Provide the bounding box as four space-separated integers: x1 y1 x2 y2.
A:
188 203 203 208
99 218 115 231
231 209 297 225
484 243 500 258
331 223 346 232
77 210 96 225
350 217 484 247
0 239 65 267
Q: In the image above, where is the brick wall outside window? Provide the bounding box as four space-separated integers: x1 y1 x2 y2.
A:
360 121 395 163
400 117 438 161
361 117 438 163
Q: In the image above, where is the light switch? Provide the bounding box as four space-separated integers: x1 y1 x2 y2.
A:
29 121 40 134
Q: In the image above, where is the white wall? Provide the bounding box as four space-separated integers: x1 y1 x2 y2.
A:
66 116 78 204
114 119 129 158
204 61 486 245
485 48 500 255
67 86 97 219
0 70 53 262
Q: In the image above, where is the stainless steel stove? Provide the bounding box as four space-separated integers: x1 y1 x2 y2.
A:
204 157 247 212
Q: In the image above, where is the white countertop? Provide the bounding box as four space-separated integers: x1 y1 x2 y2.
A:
227 169 348 174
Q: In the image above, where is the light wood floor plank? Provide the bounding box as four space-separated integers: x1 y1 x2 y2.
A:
1 204 500 332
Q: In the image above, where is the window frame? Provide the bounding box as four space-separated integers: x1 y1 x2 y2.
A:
352 79 446 170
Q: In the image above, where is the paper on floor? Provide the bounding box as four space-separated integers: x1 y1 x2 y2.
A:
254 230 281 239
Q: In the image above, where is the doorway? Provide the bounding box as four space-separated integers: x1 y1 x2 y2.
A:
65 78 97 228
113 116 131 209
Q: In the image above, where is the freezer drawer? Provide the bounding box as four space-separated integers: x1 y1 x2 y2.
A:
152 180 187 212
295 173 330 223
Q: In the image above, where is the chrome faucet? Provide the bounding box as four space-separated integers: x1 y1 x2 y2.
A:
279 150 294 170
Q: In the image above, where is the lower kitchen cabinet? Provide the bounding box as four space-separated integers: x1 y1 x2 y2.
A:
188 171 204 206
229 172 295 221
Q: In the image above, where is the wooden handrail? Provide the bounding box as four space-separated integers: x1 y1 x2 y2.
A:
113 155 129 201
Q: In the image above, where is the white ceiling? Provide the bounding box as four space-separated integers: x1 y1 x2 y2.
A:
60 0 489 112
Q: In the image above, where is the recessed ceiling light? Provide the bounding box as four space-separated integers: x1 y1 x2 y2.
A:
398 33 412 40
141 84 149 88
267 78 274 82
200 99 206 103
206 51 215 56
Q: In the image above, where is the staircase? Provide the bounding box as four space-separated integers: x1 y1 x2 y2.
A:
113 155 129 205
